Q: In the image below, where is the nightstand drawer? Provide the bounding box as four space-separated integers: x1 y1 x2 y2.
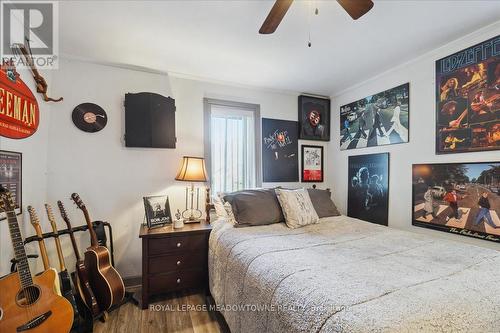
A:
149 252 206 274
148 233 207 255
148 269 205 294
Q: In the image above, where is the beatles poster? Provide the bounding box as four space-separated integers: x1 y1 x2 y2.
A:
347 153 389 226
340 83 409 150
299 95 330 141
435 35 499 154
143 195 172 228
0 150 22 218
412 162 499 243
301 145 323 182
262 118 299 182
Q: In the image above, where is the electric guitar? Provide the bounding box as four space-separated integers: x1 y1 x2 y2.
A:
57 200 100 316
0 187 73 333
27 206 62 297
71 193 125 311
45 204 81 323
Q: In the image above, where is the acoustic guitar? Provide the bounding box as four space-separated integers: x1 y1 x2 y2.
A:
71 193 125 311
26 206 62 297
45 204 81 323
57 200 100 316
0 187 73 333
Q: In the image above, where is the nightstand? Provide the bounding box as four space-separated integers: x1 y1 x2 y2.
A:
139 221 212 309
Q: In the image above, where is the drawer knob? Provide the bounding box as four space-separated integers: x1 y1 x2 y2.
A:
176 242 182 248
176 260 181 266
176 278 181 284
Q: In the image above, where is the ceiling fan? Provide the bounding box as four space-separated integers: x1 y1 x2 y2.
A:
259 0 374 34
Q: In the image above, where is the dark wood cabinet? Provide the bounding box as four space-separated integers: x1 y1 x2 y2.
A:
139 222 212 309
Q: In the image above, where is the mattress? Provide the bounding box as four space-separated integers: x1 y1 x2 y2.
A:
208 215 500 333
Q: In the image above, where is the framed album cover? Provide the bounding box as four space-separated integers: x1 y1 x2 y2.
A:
412 162 499 243
299 95 330 141
347 153 389 226
262 118 299 182
0 150 22 219
435 35 499 154
301 145 323 182
143 195 172 228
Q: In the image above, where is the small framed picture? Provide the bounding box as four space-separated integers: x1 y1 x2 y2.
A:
301 145 324 183
143 195 172 228
299 95 330 141
0 150 22 220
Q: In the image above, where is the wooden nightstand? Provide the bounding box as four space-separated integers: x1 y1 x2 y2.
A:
139 222 212 309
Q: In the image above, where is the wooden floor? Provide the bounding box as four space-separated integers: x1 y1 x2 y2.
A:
94 290 227 333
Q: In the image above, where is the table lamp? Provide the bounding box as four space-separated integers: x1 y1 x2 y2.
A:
175 156 208 223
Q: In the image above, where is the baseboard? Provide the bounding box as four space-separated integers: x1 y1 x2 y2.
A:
123 275 142 288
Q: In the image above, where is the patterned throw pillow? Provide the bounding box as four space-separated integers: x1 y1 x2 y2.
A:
213 195 228 218
275 188 319 229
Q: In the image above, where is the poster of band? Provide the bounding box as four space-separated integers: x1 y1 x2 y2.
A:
262 118 299 182
347 153 389 226
435 35 499 154
340 83 409 150
0 150 22 218
412 162 499 243
143 195 172 228
299 95 330 141
301 145 323 182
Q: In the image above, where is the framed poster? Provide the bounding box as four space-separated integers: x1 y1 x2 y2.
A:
299 95 330 141
435 35 499 154
348 153 389 226
143 195 172 228
262 118 299 182
340 83 409 150
0 150 22 219
301 145 323 182
412 162 499 243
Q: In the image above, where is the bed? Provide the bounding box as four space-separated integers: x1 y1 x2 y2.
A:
208 215 500 333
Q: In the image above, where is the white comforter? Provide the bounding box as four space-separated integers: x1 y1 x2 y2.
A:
208 216 500 333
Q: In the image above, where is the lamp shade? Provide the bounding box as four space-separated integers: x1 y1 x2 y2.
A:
175 156 208 182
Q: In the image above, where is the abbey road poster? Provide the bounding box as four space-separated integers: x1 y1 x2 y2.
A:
340 83 409 150
412 162 500 243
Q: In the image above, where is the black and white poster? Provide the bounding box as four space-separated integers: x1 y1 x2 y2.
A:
0 150 22 219
348 153 389 226
262 118 299 182
143 195 172 228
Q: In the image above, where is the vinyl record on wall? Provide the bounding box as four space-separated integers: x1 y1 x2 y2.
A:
72 103 108 133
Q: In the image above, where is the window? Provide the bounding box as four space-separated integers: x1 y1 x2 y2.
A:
204 98 261 195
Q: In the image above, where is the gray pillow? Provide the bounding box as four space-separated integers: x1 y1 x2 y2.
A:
307 189 341 218
223 188 284 227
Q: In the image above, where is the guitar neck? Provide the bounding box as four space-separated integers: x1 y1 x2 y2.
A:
46 205 66 272
6 210 34 288
82 208 99 247
29 218 50 270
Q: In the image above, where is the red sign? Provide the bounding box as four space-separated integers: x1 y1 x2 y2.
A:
0 61 39 139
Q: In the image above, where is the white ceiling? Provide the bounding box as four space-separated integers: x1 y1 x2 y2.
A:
59 1 500 96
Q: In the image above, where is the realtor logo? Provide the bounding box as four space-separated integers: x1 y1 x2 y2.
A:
1 1 58 68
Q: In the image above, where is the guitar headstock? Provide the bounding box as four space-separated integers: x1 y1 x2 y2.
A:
27 206 41 227
71 193 86 210
45 204 58 230
0 186 16 213
57 200 71 225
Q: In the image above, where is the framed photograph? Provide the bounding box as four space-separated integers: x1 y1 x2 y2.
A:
299 95 330 141
435 35 499 154
348 153 389 226
340 83 409 150
262 118 299 182
0 150 22 219
143 195 172 228
412 162 499 243
301 145 323 182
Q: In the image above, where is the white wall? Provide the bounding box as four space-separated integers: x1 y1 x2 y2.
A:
327 22 500 251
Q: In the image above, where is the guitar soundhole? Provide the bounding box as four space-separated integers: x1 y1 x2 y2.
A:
16 286 41 306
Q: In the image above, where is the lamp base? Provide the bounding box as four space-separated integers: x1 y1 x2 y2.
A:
184 218 201 224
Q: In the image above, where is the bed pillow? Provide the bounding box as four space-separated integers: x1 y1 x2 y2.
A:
307 188 341 218
275 188 319 228
213 195 228 218
223 188 284 227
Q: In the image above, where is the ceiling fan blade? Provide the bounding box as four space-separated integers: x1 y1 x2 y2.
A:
259 0 294 34
336 0 374 20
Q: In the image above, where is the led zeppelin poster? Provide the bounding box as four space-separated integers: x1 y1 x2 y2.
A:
0 60 40 139
412 162 499 243
262 118 299 182
0 150 22 219
435 35 499 154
